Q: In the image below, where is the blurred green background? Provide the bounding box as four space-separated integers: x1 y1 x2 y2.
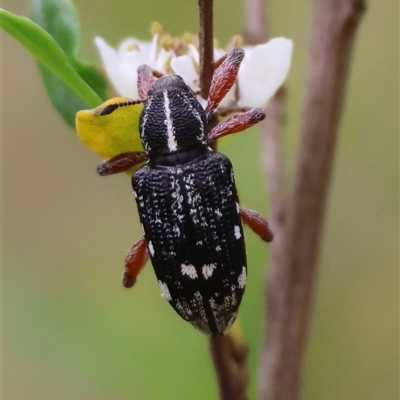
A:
2 0 398 399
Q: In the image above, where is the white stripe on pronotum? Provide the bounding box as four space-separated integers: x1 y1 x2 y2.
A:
163 91 178 151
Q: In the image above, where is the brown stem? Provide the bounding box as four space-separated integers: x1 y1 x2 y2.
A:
243 0 269 44
261 87 287 228
209 334 249 400
198 0 214 99
198 1 250 398
242 0 287 240
258 1 366 399
209 336 237 400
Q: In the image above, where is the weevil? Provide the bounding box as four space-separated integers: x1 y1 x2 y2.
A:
97 48 273 335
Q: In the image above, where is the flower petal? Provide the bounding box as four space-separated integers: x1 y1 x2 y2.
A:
170 55 200 92
149 33 158 61
237 37 293 108
188 44 199 65
95 37 141 98
155 48 175 72
213 47 226 62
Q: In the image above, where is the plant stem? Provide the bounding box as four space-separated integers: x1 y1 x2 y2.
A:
209 333 249 400
258 1 366 399
198 0 214 100
243 0 269 44
243 0 287 226
198 1 250 398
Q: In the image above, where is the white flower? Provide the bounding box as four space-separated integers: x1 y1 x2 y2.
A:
95 33 292 109
170 55 200 92
95 35 175 99
238 38 293 108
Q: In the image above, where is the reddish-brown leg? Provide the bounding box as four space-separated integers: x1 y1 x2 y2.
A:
240 207 274 242
137 65 156 100
205 48 244 119
208 108 266 142
123 234 149 288
97 152 148 176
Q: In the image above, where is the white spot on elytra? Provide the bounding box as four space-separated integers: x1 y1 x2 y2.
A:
236 202 240 214
163 90 177 151
215 208 222 218
173 224 181 237
238 266 247 289
148 241 155 256
234 225 241 239
181 263 198 279
159 280 172 301
202 264 216 279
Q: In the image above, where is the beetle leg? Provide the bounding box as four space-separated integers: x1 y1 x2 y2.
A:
97 152 148 176
137 65 156 100
205 48 244 119
240 207 273 242
123 234 150 288
208 108 266 142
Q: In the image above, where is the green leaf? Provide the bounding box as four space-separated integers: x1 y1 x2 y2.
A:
29 0 80 57
30 0 108 126
0 7 105 126
38 65 90 127
29 0 108 102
